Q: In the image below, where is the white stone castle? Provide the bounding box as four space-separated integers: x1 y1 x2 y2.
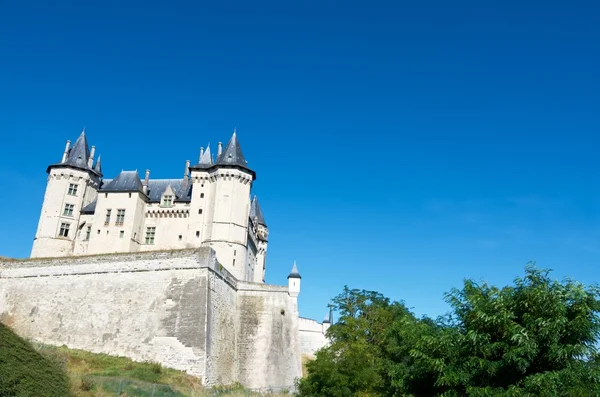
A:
31 129 269 283
0 128 331 389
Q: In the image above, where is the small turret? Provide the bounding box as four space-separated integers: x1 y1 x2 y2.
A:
93 155 102 174
322 306 333 333
287 261 301 297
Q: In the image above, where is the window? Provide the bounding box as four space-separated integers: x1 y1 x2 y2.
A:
195 231 200 238
200 193 205 198
145 227 156 244
63 203 74 216
59 223 70 237
162 195 173 207
178 235 182 241
116 209 125 225
198 209 203 214
232 259 235 266
85 226 91 240
105 209 111 225
120 230 124 238
67 184 78 196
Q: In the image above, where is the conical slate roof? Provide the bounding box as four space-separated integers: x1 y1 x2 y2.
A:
46 129 102 176
100 171 144 193
93 155 102 174
250 195 266 226
64 131 90 169
217 131 248 169
195 144 214 169
288 261 301 279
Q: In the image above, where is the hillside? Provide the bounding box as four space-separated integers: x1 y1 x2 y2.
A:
1 322 292 396
0 323 71 396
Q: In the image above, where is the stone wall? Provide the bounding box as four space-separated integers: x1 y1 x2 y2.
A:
0 248 301 389
236 281 302 390
298 317 329 358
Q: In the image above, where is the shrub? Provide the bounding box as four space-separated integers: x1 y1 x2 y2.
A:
80 376 95 391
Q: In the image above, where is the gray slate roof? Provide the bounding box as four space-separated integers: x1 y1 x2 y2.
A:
288 261 301 279
216 132 249 169
81 200 97 214
194 145 214 169
93 154 102 174
146 179 192 202
64 131 90 169
100 171 144 193
47 130 102 176
250 195 267 226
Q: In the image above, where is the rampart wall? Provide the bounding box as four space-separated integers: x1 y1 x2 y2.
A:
0 248 301 390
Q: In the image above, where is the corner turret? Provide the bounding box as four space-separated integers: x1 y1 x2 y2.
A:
288 261 301 297
31 129 103 258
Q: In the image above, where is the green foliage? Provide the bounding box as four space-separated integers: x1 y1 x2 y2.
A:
0 323 72 397
297 264 600 396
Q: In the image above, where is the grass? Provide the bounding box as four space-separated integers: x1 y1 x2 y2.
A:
32 343 291 396
0 323 71 397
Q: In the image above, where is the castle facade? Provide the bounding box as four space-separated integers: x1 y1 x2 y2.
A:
0 128 330 389
31 129 268 283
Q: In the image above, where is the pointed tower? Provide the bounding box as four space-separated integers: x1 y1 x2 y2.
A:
93 155 102 174
250 195 269 283
190 131 256 281
31 129 103 258
288 261 301 298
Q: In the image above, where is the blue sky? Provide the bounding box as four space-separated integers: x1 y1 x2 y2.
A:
1 0 599 322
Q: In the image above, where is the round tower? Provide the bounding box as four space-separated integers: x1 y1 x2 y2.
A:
194 130 256 281
31 130 102 258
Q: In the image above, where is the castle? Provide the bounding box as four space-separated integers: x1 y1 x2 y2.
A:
0 128 329 390
31 129 268 283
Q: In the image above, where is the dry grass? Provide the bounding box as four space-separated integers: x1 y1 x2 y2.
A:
35 343 291 396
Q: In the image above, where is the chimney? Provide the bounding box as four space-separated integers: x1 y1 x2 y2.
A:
62 140 71 163
199 147 204 163
88 145 96 167
143 169 150 194
217 142 223 157
184 160 190 182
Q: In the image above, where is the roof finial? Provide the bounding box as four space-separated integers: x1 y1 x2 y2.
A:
233 127 236 134
82 126 86 133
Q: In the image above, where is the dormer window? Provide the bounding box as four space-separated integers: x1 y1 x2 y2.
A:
161 184 176 208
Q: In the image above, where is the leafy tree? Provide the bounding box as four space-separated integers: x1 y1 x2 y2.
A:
296 265 600 396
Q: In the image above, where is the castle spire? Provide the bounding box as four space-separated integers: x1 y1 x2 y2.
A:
287 261 301 279
216 130 249 169
195 144 213 168
250 195 267 226
93 154 102 174
64 130 90 169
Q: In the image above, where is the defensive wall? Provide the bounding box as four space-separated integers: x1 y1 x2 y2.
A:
0 248 302 390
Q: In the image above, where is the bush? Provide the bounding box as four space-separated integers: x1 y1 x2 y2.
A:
0 323 72 396
79 376 95 391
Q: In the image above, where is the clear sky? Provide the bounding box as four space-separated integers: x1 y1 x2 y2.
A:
1 0 599 322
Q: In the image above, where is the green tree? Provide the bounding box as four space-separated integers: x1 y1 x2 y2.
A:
297 265 600 396
411 264 600 396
